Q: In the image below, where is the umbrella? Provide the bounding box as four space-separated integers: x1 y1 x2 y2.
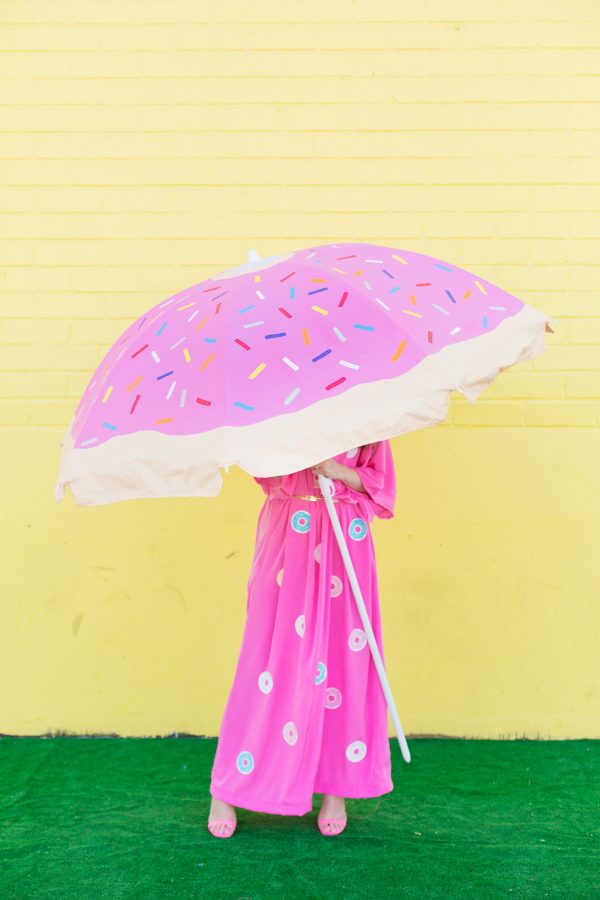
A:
54 242 557 764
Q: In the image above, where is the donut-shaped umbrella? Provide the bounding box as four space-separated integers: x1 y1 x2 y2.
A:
55 241 555 507
54 241 556 764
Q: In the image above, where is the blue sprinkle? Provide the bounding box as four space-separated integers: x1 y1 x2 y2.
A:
238 304 255 314
290 286 296 299
445 290 457 303
211 291 228 302
102 422 117 430
353 324 375 331
265 332 286 339
308 287 328 295
482 316 488 329
312 348 332 362
389 286 402 293
382 269 394 279
234 401 254 411
157 370 174 380
156 322 167 336
435 263 454 272
204 337 217 343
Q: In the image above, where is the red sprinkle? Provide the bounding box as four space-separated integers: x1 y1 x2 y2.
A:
279 307 292 318
325 376 347 390
196 397 212 406
234 338 251 350
339 291 348 307
131 344 148 358
130 394 141 413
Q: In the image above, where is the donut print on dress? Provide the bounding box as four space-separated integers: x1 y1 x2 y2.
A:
314 542 321 564
291 510 311 533
346 740 367 763
276 567 284 587
315 661 327 685
346 447 359 458
330 575 343 597
324 687 342 709
294 614 306 637
236 750 255 774
348 517 368 541
282 721 298 745
348 628 368 652
257 671 273 694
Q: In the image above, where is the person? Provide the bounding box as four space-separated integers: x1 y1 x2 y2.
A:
207 439 397 837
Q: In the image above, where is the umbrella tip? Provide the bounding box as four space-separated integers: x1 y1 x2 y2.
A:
247 248 261 265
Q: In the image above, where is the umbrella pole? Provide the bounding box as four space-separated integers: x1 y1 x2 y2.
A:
317 473 411 764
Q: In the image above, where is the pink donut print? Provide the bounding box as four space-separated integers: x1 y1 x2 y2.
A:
282 721 298 745
348 628 367 652
324 687 342 709
330 575 342 597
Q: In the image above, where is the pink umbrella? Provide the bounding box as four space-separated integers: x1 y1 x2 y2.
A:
54 242 556 764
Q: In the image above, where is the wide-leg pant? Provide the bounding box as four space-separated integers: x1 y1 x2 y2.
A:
209 494 393 816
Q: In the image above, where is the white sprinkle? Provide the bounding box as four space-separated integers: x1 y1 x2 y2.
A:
333 326 346 342
282 356 299 371
243 321 265 328
432 304 451 316
179 388 187 408
374 297 390 310
339 360 360 370
166 380 176 400
151 350 161 363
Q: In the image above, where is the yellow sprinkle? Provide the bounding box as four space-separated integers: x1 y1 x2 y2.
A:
177 302 196 311
392 340 407 362
183 348 191 363
156 417 173 424
249 362 266 379
402 309 423 318
194 316 210 331
254 274 261 282
199 353 215 371
302 328 310 346
464 290 472 299
330 267 346 274
409 294 417 305
311 306 328 315
392 255 409 265
475 280 487 295
353 269 364 276
127 376 143 391
102 385 113 403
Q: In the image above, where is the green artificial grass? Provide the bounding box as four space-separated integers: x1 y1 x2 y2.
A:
0 736 597 899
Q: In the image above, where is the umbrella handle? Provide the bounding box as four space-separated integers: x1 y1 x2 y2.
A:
317 473 411 764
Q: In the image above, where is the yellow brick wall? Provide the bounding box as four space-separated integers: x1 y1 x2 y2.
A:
1 2 598 738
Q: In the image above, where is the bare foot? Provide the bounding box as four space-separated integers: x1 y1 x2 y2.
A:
318 794 347 834
208 795 237 837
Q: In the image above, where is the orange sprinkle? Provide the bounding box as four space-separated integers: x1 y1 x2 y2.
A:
352 269 364 276
156 417 173 424
127 376 143 391
199 353 216 371
302 328 310 346
194 316 210 331
391 340 407 362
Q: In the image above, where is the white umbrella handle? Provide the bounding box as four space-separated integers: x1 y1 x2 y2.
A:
317 473 411 764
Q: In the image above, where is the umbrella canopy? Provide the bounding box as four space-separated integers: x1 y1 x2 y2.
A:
55 242 556 506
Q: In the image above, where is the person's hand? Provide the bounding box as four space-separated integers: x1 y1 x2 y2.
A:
312 458 340 479
545 322 555 333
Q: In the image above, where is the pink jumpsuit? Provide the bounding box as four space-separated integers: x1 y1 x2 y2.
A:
209 439 397 816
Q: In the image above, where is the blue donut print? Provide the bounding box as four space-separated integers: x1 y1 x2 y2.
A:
291 510 311 533
236 750 254 775
348 517 367 541
315 661 327 685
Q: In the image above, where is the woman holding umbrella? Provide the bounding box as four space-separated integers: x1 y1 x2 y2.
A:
208 439 397 837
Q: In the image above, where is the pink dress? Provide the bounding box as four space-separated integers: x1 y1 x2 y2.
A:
209 439 397 816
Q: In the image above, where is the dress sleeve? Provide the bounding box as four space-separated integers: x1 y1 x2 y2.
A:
354 440 396 520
